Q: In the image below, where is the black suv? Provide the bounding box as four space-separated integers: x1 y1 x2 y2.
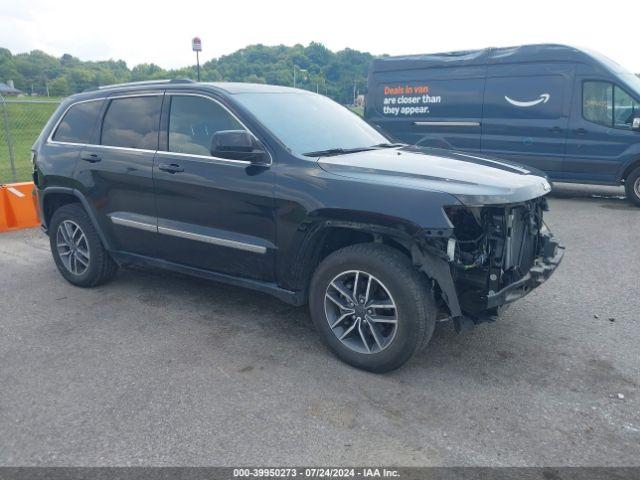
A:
33 79 564 372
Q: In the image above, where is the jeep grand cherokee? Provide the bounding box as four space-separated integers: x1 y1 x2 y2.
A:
33 79 564 372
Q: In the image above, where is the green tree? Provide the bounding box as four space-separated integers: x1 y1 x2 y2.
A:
48 76 71 96
0 42 377 103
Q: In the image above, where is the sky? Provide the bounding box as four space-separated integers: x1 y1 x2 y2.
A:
1 0 639 73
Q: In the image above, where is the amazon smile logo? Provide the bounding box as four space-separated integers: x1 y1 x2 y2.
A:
505 93 550 107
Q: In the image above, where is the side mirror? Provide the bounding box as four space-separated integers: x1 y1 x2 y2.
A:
210 130 270 165
633 117 640 131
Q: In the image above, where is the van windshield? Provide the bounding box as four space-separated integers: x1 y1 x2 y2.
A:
234 92 389 155
620 73 640 99
586 48 640 98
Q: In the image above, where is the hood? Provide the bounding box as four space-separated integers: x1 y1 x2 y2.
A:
317 146 551 205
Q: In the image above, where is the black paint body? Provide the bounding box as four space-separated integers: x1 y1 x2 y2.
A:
33 81 562 321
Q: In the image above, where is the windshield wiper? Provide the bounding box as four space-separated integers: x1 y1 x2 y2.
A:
302 143 406 157
372 142 406 148
302 147 376 157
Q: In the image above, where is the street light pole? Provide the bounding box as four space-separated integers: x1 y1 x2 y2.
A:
293 65 307 89
353 79 357 105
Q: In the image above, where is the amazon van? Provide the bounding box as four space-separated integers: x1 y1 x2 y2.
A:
365 44 640 205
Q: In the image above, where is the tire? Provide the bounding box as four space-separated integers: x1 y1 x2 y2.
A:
625 166 640 207
309 243 436 373
49 203 118 287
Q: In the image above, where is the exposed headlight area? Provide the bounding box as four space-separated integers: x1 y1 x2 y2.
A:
435 197 561 319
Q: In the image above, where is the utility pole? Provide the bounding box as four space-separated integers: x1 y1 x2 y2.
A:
192 37 202 82
353 79 357 105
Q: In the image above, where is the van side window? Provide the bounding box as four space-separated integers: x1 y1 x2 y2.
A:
101 96 162 150
583 81 613 127
52 100 103 144
168 96 243 156
613 86 639 129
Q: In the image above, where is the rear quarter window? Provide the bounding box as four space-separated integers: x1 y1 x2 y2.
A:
52 100 103 144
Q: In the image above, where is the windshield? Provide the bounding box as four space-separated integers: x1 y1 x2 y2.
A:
234 92 389 155
620 73 640 99
585 47 640 98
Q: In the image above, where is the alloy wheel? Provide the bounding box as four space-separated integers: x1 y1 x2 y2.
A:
56 220 90 276
324 270 398 354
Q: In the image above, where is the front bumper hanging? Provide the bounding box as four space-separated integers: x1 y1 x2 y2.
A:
486 236 564 309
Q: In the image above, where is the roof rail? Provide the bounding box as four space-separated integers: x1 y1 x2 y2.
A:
84 78 195 92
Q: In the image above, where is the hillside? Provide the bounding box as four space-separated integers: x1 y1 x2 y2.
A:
0 42 375 104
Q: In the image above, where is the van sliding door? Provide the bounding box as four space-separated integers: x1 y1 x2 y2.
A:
481 64 574 176
367 66 485 151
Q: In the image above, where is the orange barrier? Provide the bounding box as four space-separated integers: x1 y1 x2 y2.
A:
0 182 40 233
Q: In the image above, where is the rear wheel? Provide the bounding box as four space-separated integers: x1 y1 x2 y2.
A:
625 166 640 207
49 203 118 287
309 243 436 373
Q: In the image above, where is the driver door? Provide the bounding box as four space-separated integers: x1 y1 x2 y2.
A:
153 93 276 281
564 79 640 183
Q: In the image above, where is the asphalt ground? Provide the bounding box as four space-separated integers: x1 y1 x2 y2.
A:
0 183 638 466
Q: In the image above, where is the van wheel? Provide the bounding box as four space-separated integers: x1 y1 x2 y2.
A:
625 166 640 207
49 203 118 287
309 243 436 373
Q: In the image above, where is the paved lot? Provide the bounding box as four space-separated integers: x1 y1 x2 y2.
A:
0 184 638 466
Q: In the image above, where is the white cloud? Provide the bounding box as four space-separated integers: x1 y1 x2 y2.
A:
0 0 639 72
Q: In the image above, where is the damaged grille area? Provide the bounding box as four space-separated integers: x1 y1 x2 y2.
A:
444 197 549 315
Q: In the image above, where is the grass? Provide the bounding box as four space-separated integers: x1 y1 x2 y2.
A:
0 99 61 184
349 105 364 116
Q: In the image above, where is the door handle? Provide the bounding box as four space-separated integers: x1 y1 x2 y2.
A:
158 163 184 174
549 126 563 134
80 153 102 163
574 128 588 135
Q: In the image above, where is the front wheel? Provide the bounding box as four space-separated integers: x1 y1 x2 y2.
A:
309 244 436 373
625 166 640 207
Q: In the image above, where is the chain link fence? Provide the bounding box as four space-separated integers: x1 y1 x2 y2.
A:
0 96 61 184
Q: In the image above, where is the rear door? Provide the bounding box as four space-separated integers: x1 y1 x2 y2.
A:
75 92 163 255
153 92 276 281
564 79 640 183
367 67 485 152
481 64 573 175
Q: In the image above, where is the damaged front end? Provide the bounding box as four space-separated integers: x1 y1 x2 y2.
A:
413 196 564 332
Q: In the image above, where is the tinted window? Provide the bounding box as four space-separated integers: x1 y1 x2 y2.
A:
583 81 612 126
52 100 103 143
484 75 565 119
169 96 243 156
614 85 639 129
234 92 388 155
101 96 162 150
